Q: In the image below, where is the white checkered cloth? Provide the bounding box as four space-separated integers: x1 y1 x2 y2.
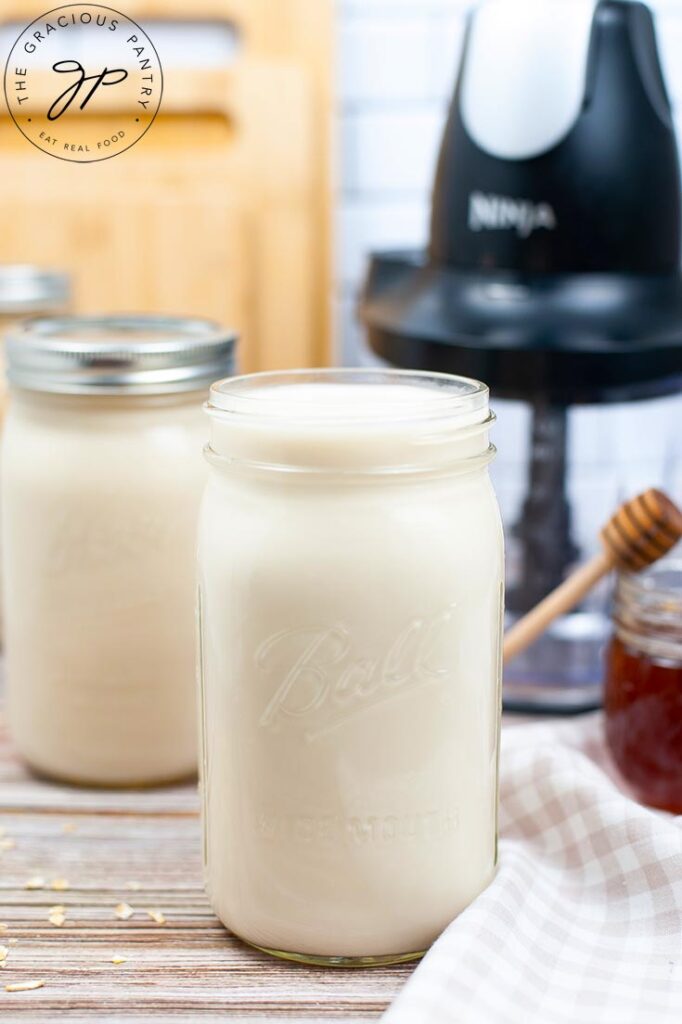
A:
385 714 682 1024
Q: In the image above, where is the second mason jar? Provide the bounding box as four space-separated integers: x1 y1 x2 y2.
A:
2 315 236 786
198 369 504 965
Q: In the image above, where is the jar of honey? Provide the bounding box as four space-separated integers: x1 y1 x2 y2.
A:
605 560 682 813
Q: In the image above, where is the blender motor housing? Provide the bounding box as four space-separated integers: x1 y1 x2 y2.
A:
360 0 682 711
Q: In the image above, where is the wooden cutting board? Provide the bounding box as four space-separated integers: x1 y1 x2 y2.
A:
0 0 332 372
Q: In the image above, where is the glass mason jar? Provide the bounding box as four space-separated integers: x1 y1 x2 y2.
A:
198 369 504 966
605 559 682 814
2 316 236 787
0 266 71 421
0 268 71 644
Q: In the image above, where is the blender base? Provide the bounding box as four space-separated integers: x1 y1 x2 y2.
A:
503 611 609 715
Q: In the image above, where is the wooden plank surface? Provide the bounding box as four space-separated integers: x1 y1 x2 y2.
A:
0 704 413 1021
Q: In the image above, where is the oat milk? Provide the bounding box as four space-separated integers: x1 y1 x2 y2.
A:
198 370 504 963
2 316 236 786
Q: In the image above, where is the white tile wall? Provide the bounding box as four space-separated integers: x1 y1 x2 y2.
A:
334 0 682 364
336 199 429 286
340 108 447 194
339 17 464 104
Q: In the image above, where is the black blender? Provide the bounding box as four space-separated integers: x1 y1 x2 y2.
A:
360 0 682 712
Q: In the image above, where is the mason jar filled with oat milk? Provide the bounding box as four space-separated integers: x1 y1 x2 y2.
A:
2 315 236 787
0 267 71 644
198 369 504 965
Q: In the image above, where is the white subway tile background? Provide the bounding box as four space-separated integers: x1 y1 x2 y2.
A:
334 0 682 365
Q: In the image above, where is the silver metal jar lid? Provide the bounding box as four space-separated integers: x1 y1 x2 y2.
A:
0 265 70 314
6 315 238 395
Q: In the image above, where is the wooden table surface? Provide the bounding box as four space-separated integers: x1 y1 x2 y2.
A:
0 705 414 1022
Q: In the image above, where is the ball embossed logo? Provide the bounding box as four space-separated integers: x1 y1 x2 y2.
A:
4 3 163 162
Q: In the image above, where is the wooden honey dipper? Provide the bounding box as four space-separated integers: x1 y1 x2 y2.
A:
504 489 682 665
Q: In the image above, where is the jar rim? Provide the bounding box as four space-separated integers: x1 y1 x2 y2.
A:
206 369 494 476
618 556 682 609
208 368 489 427
614 555 682 660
